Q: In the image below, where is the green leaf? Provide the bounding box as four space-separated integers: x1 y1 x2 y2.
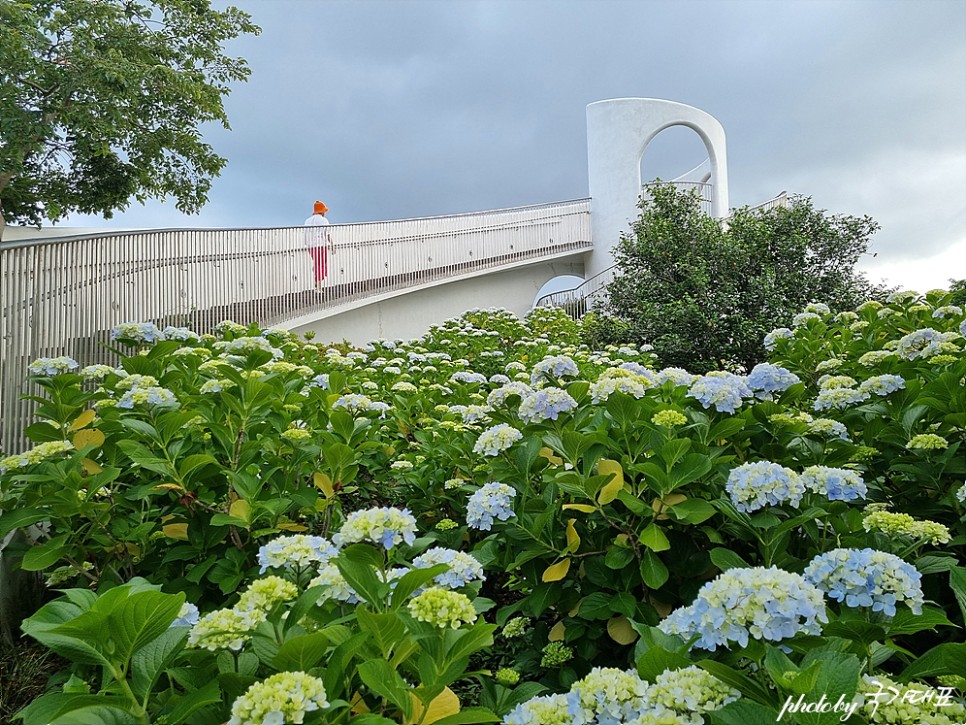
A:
708 699 781 725
15 693 137 724
635 645 690 681
131 627 188 700
337 557 385 608
161 680 223 724
638 523 670 552
357 607 407 658
0 508 49 540
822 620 886 646
272 631 331 671
899 643 966 680
709 547 751 572
107 590 185 663
668 498 717 524
21 534 69 571
697 660 775 706
604 546 636 570
431 708 502 724
886 607 954 637
390 565 449 610
949 567 966 623
357 659 413 718
640 550 668 589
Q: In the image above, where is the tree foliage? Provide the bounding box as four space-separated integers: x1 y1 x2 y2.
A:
601 183 886 372
0 0 259 235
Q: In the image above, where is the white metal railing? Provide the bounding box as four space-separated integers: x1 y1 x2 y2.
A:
0 199 592 453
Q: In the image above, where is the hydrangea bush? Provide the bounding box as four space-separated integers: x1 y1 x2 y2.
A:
1 295 965 724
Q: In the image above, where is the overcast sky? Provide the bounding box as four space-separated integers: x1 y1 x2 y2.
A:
64 0 966 291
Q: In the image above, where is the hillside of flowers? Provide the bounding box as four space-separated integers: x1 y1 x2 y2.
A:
0 289 964 725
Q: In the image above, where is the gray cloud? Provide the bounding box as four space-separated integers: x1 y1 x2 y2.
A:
63 0 965 278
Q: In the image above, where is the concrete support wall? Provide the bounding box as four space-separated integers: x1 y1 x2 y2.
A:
586 98 729 279
290 259 583 346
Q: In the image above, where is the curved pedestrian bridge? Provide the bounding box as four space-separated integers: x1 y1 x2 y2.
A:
0 199 591 453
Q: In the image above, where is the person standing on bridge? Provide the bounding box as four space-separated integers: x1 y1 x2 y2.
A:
303 200 332 291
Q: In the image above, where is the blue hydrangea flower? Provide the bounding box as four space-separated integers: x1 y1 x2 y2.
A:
27 356 80 376
530 355 579 385
658 567 827 650
413 547 485 588
518 388 578 423
566 667 650 724
800 465 867 502
334 507 417 550
763 327 794 351
857 374 905 397
466 483 517 530
111 321 163 343
687 372 753 414
746 363 801 400
812 387 869 411
257 534 339 573
726 461 804 512
804 548 924 616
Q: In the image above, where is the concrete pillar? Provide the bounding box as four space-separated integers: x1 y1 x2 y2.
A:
586 98 729 279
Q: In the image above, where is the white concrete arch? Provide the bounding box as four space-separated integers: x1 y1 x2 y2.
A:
586 98 729 278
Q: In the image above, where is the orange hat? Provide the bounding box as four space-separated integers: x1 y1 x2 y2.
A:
313 201 328 214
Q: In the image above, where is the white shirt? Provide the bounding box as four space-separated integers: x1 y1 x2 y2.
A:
303 214 330 248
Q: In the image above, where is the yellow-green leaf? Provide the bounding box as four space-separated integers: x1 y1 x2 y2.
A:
597 459 624 504
539 446 564 466
562 503 596 513
229 499 251 522
80 458 103 475
565 519 580 553
406 686 460 724
152 483 184 492
607 615 638 645
313 472 334 498
639 523 671 552
162 523 189 541
278 522 308 532
652 493 687 520
548 621 566 642
72 428 105 449
69 409 96 431
542 558 571 582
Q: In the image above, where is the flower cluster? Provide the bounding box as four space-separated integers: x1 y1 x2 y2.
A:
473 423 523 456
27 356 80 376
228 671 329 725
567 667 650 724
257 535 338 573
116 382 178 409
518 387 578 423
746 363 800 400
652 410 687 427
589 368 652 403
896 328 958 360
111 321 163 343
858 374 905 397
412 547 485 588
531 355 579 384
505 694 571 725
862 509 951 544
804 548 923 616
222 336 284 359
487 381 533 408
645 666 740 719
466 482 517 530
658 567 827 650
725 461 804 512
687 371 753 414
407 587 477 628
540 641 574 667
907 433 949 451
334 507 417 549
502 616 530 638
800 465 867 501
309 563 360 604
0 440 74 475
763 327 794 351
812 386 868 412
859 675 966 725
188 607 265 651
235 576 299 614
